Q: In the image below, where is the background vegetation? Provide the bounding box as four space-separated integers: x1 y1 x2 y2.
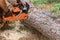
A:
32 0 60 18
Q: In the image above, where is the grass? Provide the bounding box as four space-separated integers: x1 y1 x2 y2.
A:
52 3 60 12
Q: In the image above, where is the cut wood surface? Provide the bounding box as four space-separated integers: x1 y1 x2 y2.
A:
22 0 60 40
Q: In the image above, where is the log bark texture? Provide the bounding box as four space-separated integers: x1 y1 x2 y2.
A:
21 0 60 40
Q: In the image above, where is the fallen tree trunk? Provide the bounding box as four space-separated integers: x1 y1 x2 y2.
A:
21 0 60 40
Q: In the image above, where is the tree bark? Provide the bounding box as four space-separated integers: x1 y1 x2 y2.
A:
21 0 60 40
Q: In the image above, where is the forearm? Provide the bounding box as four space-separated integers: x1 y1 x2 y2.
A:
0 0 9 13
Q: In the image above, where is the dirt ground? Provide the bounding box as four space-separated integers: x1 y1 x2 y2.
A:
0 22 49 40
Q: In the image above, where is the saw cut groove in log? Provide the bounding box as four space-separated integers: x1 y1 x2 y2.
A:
21 0 60 40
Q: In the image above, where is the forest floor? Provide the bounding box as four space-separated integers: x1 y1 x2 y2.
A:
0 26 44 40
0 21 49 40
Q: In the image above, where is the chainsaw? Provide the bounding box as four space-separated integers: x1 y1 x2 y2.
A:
3 0 30 21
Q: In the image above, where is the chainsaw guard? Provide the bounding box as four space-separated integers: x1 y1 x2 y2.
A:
3 13 28 21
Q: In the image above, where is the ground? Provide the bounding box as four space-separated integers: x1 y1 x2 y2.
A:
0 22 49 40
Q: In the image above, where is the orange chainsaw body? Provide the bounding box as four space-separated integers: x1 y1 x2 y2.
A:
3 7 28 21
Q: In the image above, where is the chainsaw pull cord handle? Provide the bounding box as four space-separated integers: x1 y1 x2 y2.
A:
16 10 22 17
